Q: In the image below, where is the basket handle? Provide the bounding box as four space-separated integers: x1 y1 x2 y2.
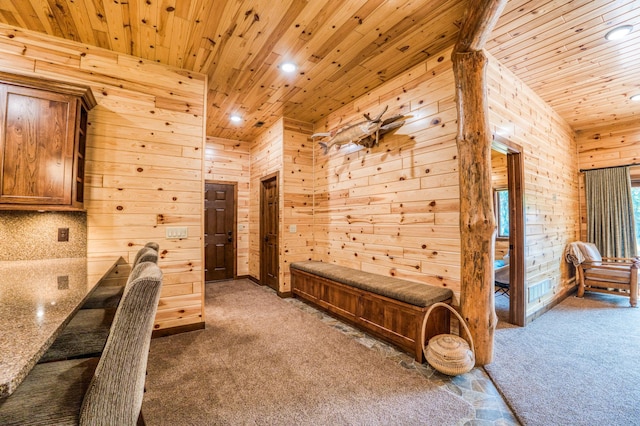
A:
420 302 475 356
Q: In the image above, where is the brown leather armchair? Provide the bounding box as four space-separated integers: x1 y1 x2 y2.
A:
565 242 638 307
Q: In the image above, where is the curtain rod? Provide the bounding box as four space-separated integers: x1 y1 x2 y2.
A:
579 164 640 173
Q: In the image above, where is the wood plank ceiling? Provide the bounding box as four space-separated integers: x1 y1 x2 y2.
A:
0 0 637 140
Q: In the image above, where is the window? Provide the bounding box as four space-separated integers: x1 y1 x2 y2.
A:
631 184 640 249
495 189 509 238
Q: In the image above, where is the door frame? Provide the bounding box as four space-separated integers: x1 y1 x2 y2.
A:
492 135 525 326
260 172 279 289
204 180 238 281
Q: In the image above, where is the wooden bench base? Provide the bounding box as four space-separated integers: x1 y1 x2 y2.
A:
291 268 451 362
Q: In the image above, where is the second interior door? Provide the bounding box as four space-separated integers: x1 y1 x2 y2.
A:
205 182 235 282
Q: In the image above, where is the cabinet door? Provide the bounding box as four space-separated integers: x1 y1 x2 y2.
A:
0 85 77 205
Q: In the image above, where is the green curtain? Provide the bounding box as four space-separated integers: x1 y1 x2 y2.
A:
585 166 637 258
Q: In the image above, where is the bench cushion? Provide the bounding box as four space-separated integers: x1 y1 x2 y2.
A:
290 261 452 307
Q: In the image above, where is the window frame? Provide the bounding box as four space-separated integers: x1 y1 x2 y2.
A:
494 188 509 240
630 179 640 250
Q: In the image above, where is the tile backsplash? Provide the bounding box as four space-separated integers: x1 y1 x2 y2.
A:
0 211 87 261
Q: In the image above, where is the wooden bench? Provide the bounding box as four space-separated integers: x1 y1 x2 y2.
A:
290 261 453 362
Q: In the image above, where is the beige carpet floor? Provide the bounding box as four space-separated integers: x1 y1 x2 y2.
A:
485 291 640 425
142 279 475 425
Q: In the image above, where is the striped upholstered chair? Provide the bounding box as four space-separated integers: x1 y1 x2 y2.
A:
39 244 160 363
0 261 163 425
81 243 159 310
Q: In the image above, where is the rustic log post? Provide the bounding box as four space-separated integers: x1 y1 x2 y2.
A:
452 0 507 366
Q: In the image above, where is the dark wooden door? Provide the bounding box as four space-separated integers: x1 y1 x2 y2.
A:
260 175 279 291
204 183 235 282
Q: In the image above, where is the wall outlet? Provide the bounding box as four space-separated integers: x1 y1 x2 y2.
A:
58 227 69 242
166 227 188 239
289 225 297 233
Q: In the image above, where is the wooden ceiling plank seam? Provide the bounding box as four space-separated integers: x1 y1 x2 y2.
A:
567 0 638 22
0 9 19 28
125 0 142 58
63 0 100 47
309 0 386 64
352 25 459 84
9 0 47 32
157 0 177 41
490 0 602 47
491 15 579 62
167 16 191 69
550 85 640 110
350 0 434 38
157 0 178 65
182 0 227 72
295 0 345 43
601 0 640 21
491 0 563 36
153 43 171 65
136 0 158 63
280 0 375 69
541 62 640 102
30 0 63 38
493 2 640 65
243 0 308 76
201 1 259 87
174 0 194 21
523 37 640 93
207 2 313 108
44 0 81 42
80 0 109 35
241 1 334 79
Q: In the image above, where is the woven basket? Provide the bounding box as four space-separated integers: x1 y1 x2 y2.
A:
421 302 475 376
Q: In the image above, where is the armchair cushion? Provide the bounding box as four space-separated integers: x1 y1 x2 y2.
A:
578 242 602 263
565 241 638 307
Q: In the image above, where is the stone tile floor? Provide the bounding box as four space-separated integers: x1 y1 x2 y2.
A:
284 294 520 426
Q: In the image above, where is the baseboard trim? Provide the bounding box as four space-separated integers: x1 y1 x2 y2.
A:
277 290 293 298
243 275 261 285
152 321 205 338
525 284 577 325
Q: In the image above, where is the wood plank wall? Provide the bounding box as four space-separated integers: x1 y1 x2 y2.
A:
282 118 315 292
205 137 251 276
576 120 640 239
0 24 207 330
309 47 580 316
247 118 314 292
486 52 580 316
249 119 284 282
313 50 463 300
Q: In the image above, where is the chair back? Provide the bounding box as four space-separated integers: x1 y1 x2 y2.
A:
144 242 160 252
577 242 603 263
79 262 163 426
133 246 159 266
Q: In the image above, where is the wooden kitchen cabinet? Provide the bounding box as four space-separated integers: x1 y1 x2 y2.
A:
0 72 96 211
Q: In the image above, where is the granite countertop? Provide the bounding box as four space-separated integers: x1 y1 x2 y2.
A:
0 257 114 398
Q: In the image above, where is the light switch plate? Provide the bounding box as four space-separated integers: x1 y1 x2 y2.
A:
289 225 297 233
166 227 188 239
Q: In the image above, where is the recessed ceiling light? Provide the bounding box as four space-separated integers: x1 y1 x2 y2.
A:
631 94 640 102
229 114 242 123
281 62 297 73
605 25 633 41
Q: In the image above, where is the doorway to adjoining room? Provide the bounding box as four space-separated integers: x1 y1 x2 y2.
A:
491 137 525 326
